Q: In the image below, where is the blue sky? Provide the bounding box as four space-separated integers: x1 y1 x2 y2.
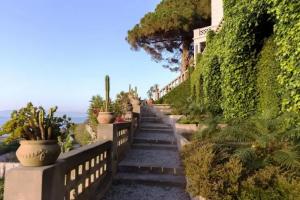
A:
0 0 179 113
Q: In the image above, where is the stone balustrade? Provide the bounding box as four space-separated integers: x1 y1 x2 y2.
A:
159 70 189 98
4 111 140 200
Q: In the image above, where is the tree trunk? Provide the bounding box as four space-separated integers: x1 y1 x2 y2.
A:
181 39 192 73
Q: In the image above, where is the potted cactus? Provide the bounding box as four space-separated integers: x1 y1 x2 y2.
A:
0 103 73 167
97 75 116 124
128 85 141 107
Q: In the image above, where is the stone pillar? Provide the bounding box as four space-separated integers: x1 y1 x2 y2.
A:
96 124 118 175
4 161 65 200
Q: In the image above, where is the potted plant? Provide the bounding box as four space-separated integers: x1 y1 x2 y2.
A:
0 103 73 167
97 75 116 124
147 86 155 105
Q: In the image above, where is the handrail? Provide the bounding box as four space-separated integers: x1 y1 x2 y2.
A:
4 111 141 200
159 70 189 98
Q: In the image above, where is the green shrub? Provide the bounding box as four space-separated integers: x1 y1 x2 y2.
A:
87 95 104 127
160 79 191 115
241 166 300 200
256 36 281 119
0 141 19 155
73 124 92 146
183 143 242 199
0 179 3 200
183 114 300 199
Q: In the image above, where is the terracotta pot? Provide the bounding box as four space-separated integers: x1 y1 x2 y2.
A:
131 99 140 106
97 112 115 124
16 140 61 167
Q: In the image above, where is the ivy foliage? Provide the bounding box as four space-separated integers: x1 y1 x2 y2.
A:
191 0 300 120
191 30 223 114
160 78 191 115
256 36 281 119
266 0 300 113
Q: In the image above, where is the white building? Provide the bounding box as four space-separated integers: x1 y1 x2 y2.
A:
193 0 224 64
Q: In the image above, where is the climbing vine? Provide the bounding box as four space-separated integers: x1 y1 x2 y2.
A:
266 0 300 113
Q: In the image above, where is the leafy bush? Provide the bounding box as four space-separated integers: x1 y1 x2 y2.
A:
113 91 131 116
160 79 191 114
87 95 105 127
240 166 300 200
183 143 242 199
256 36 281 119
73 124 92 146
0 179 3 200
183 114 300 199
0 103 73 143
0 141 19 155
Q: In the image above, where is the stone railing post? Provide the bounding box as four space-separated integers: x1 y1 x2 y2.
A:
4 141 113 200
5 162 65 200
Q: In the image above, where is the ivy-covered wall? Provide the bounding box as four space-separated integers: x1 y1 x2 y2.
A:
256 36 281 119
160 78 191 114
190 0 299 120
266 0 300 113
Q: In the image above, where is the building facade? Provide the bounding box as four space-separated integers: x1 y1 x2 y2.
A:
193 0 223 64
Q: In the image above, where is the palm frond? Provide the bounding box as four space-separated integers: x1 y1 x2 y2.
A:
272 148 300 170
280 128 300 142
234 147 256 163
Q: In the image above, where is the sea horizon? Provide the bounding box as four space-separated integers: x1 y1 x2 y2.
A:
0 116 87 127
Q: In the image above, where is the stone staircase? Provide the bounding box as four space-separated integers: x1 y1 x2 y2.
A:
103 105 189 200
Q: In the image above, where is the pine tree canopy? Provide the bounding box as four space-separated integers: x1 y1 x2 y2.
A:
127 0 211 72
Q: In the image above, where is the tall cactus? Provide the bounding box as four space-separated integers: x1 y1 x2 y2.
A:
105 75 110 112
134 86 138 97
38 108 45 140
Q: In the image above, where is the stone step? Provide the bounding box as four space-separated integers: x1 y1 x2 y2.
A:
133 138 176 145
139 130 174 135
153 104 171 109
119 149 182 169
141 117 162 123
132 143 177 151
118 165 184 176
103 182 190 200
141 123 171 128
134 131 175 142
114 173 186 187
140 128 173 133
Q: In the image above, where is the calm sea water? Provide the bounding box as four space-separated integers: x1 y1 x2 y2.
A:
0 116 86 127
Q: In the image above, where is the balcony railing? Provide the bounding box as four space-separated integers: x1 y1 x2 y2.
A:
4 110 141 200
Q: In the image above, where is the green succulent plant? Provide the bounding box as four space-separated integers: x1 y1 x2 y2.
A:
0 102 73 143
105 75 110 112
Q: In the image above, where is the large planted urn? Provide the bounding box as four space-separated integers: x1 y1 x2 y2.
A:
97 112 115 124
16 140 61 167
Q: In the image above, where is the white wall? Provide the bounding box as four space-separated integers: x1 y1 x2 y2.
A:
211 0 223 27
